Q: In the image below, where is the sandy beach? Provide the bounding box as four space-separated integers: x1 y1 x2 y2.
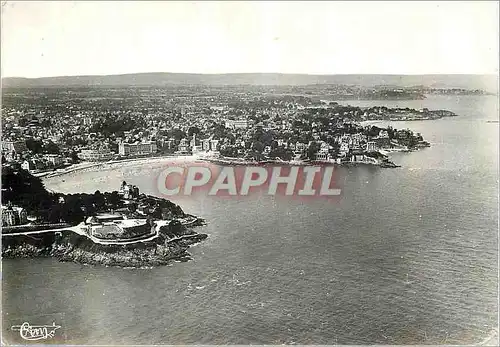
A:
42 155 200 179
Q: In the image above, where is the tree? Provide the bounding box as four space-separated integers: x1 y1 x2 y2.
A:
48 205 62 223
306 142 321 160
364 125 382 137
44 141 60 154
26 138 43 154
169 129 186 141
70 151 80 163
1 166 51 211
128 202 138 213
220 146 238 158
60 195 85 225
269 146 293 161
168 220 184 237
211 123 228 139
252 141 264 153
330 142 340 155
188 126 201 137
106 191 122 208
151 206 162 219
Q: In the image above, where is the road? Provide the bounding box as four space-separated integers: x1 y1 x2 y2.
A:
2 223 160 245
2 218 200 245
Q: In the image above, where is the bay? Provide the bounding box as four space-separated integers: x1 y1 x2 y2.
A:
3 95 498 345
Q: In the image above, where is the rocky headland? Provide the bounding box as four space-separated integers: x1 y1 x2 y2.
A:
2 221 208 268
1 166 208 267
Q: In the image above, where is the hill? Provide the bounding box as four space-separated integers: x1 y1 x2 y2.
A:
2 73 498 92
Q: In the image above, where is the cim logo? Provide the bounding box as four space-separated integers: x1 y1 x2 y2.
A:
11 322 61 341
155 162 342 200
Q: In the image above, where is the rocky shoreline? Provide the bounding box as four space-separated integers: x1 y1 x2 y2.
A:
205 155 402 168
2 223 208 268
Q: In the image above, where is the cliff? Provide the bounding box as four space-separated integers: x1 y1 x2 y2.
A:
2 222 208 267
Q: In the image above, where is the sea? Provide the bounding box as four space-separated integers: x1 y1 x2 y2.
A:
2 95 498 345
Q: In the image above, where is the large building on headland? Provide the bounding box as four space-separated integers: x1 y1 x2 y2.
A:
118 141 157 157
83 214 150 240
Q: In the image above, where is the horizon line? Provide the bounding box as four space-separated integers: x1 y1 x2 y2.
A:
2 71 498 80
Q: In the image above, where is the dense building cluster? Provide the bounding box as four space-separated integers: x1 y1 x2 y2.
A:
1 86 435 172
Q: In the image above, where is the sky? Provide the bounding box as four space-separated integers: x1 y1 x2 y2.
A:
1 1 499 78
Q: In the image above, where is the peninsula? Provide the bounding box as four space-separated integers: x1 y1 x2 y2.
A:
1 165 207 267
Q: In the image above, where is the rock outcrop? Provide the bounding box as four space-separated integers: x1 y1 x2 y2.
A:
2 223 207 268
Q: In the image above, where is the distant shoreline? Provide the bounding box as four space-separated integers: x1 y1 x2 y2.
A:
2 73 497 94
40 152 401 182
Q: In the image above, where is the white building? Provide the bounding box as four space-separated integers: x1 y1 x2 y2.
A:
202 138 219 152
366 141 377 152
225 119 248 129
339 142 350 156
210 139 219 151
178 138 190 153
21 159 46 172
2 140 27 154
378 130 389 138
1 205 28 226
315 150 330 161
78 149 115 161
43 154 64 167
118 141 157 157
295 142 307 152
202 139 211 151
190 133 197 148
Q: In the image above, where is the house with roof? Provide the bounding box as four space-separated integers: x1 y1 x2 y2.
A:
1 205 28 226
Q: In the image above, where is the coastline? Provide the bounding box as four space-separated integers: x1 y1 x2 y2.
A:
38 154 199 179
2 87 497 345
2 221 209 268
41 150 404 179
31 114 440 179
3 163 209 268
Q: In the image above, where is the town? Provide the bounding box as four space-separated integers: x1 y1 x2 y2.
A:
1 86 451 174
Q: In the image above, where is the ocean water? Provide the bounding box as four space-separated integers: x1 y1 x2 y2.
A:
2 95 498 345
